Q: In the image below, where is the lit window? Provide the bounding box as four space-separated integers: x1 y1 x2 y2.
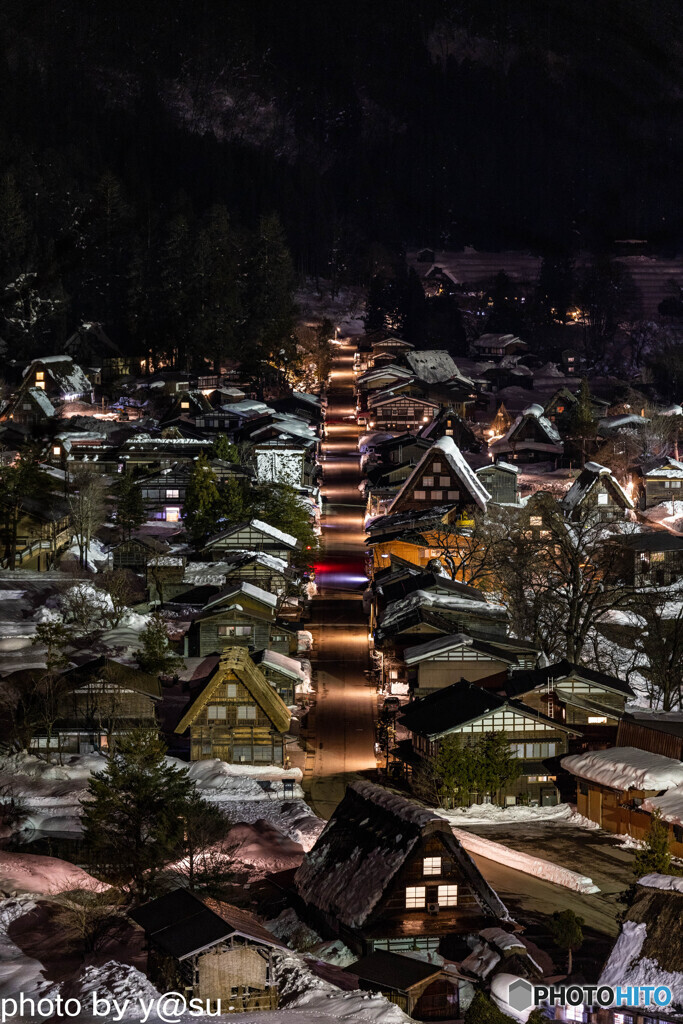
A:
237 705 256 721
597 492 609 505
445 429 453 435
166 489 180 499
432 490 442 500
588 716 608 724
207 705 227 720
180 401 190 409
566 1008 584 1023
423 476 434 488
53 446 60 456
437 884 458 906
414 490 426 500
35 381 45 390
405 886 426 908
218 625 252 637
165 507 181 522
556 405 565 413
35 371 44 381
530 516 542 526
423 857 441 876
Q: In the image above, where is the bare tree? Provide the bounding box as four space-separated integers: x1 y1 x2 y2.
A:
99 569 140 627
626 590 683 711
50 888 125 958
68 467 107 570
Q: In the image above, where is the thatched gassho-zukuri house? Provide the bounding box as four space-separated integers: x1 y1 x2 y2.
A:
294 780 512 956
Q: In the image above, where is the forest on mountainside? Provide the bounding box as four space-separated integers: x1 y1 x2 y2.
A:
0 0 682 357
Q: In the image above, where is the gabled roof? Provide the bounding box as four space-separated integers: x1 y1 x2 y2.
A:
346 951 443 991
643 456 683 479
405 350 460 384
400 678 580 739
560 461 634 513
24 356 92 396
130 888 285 960
403 632 524 667
204 518 298 550
389 436 491 513
504 661 634 700
23 388 56 417
380 589 507 634
490 403 562 453
377 572 491 607
294 780 510 928
200 581 278 614
253 647 307 682
175 647 291 735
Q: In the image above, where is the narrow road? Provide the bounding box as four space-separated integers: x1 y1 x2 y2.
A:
305 340 377 819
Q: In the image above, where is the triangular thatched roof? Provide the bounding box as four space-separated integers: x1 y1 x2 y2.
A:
174 646 291 735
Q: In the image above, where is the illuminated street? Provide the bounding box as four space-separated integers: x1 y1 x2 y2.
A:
306 340 377 818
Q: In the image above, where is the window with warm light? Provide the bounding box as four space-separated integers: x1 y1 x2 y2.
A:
437 884 458 906
180 401 190 409
166 489 180 499
423 856 441 875
405 886 426 908
35 371 44 381
530 516 542 526
165 507 180 522
53 446 60 455
588 716 608 724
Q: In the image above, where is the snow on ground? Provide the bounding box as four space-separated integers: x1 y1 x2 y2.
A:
274 951 413 1024
0 852 106 896
0 897 59 1001
450 827 600 894
437 801 599 828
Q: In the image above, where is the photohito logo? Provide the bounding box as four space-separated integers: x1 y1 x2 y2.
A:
507 980 673 1012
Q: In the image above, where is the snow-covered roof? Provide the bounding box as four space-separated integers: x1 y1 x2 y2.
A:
389 435 491 512
560 461 634 512
26 387 56 416
250 519 298 548
490 403 562 452
27 357 92 397
643 784 683 827
381 588 507 629
291 391 321 407
203 581 278 611
259 649 306 681
561 746 683 791
645 458 683 479
405 350 459 384
478 460 519 475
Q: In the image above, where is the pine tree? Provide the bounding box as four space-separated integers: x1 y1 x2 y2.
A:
114 474 146 539
432 734 477 808
569 378 596 444
134 612 183 675
550 909 584 975
476 732 522 804
211 434 240 464
633 808 672 878
464 991 516 1024
182 453 222 544
219 476 246 524
81 730 192 901
254 484 318 568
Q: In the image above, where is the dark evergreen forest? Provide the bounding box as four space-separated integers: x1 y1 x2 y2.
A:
0 0 682 358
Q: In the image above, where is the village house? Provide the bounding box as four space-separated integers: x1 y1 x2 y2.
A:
19 355 94 405
561 746 683 855
634 455 683 509
272 390 323 425
345 951 464 1020
474 461 520 505
253 439 319 491
610 529 683 587
295 780 512 957
111 534 172 573
472 334 528 360
418 406 482 452
252 648 309 705
559 461 634 521
130 889 284 1013
505 661 634 749
363 461 419 517
365 387 440 433
202 519 299 565
174 646 291 764
186 582 282 659
617 711 683 760
0 387 56 429
366 505 458 574
367 432 432 468
160 390 214 428
489 403 564 465
29 656 161 755
403 633 539 698
543 387 609 430
386 436 490 516
399 679 580 806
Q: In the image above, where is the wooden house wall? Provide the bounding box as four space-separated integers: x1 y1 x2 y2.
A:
575 781 683 857
207 526 292 563
367 831 496 944
644 476 683 508
390 453 475 514
260 664 297 703
192 609 273 658
66 686 158 722
189 678 285 763
616 719 683 759
476 468 517 504
416 656 509 694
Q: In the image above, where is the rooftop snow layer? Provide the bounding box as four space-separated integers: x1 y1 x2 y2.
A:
405 350 460 384
562 746 683 791
259 649 307 681
250 518 298 547
27 388 56 416
643 785 683 827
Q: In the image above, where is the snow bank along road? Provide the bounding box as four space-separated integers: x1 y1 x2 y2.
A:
305 340 376 820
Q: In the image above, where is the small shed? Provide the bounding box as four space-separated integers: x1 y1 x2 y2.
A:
130 889 284 1013
346 950 460 1020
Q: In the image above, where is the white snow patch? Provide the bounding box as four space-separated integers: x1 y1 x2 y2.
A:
562 746 683 792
